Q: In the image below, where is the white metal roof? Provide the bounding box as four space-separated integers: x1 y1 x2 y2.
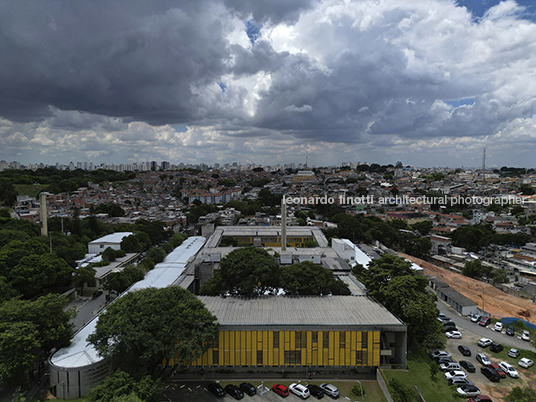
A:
49 236 206 369
88 232 133 244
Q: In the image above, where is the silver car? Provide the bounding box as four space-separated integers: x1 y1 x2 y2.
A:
319 384 339 399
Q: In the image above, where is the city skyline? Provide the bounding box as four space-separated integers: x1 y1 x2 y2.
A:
1 0 536 168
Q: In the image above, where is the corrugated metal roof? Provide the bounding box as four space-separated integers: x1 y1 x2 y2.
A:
198 295 403 327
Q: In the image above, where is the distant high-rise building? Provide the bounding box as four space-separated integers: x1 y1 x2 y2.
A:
150 161 158 171
161 161 170 170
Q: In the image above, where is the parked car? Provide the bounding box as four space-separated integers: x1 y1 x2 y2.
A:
460 360 476 373
240 383 256 396
439 311 446 318
478 338 492 347
479 317 492 327
489 342 503 353
225 384 244 400
518 358 534 369
306 385 324 399
458 345 471 356
506 325 515 336
208 383 226 397
319 384 339 399
457 385 481 397
449 377 474 386
522 330 531 341
440 362 461 372
445 370 467 381
289 384 310 399
498 361 519 378
430 350 451 359
476 353 491 366
481 366 500 382
446 331 462 339
92 290 103 298
443 324 457 333
494 322 503 332
272 384 290 398
471 314 482 323
508 348 520 358
488 363 506 378
468 396 492 402
437 357 455 365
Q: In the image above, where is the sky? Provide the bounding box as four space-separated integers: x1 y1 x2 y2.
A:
1 0 536 169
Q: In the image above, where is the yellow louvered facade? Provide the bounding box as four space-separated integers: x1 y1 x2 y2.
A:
173 329 381 368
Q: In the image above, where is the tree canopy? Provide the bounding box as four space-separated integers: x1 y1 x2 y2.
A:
86 370 163 402
87 287 219 378
280 261 350 296
200 247 280 297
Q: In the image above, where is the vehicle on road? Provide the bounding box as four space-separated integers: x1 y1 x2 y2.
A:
522 330 531 341
458 345 471 356
508 348 520 358
481 366 500 382
468 395 492 402
430 350 451 359
456 385 481 397
445 370 467 381
306 385 324 399
519 358 534 369
478 338 492 347
446 330 462 339
272 384 290 398
488 363 506 378
289 383 310 399
471 315 482 323
479 317 491 327
208 383 225 397
225 384 244 400
476 353 491 366
494 322 503 332
319 384 339 398
240 383 256 396
498 361 519 378
506 325 515 336
460 360 476 373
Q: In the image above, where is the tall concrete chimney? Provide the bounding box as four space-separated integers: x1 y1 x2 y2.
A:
40 192 48 237
281 201 287 251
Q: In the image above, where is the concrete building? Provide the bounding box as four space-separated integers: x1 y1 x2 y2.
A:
87 232 133 254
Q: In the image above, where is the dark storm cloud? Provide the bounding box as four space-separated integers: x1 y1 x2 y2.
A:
223 0 316 24
0 0 233 124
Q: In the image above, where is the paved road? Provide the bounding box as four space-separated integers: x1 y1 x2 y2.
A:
437 298 535 352
69 292 108 331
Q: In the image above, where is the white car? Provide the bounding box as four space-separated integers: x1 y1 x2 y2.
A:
440 362 461 371
289 383 310 399
519 358 534 369
471 315 482 323
494 322 503 332
498 361 519 378
456 385 481 397
476 353 491 366
522 330 531 341
478 338 492 347
445 370 467 380
446 331 462 339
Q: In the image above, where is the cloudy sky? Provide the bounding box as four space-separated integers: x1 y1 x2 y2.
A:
1 0 536 168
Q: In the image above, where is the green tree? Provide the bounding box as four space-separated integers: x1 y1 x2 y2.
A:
389 378 418 402
146 247 166 264
86 370 163 402
104 265 145 294
0 295 75 387
0 180 17 207
73 265 97 290
429 361 439 381
411 221 433 236
200 247 280 297
462 260 484 279
280 261 350 295
505 386 536 402
87 287 219 377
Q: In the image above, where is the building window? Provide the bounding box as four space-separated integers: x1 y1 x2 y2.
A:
323 332 330 349
273 332 279 349
362 332 368 349
213 350 219 365
339 332 346 349
284 350 301 365
295 331 306 349
312 331 318 344
257 350 263 365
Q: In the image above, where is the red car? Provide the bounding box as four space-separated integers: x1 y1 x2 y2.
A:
272 384 289 398
468 396 492 402
488 363 506 378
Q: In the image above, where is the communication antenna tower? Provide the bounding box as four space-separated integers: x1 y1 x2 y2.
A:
481 147 486 184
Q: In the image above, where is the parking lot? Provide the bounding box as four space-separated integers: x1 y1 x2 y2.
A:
162 380 376 402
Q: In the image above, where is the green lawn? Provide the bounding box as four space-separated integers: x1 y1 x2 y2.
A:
14 184 48 198
383 346 459 402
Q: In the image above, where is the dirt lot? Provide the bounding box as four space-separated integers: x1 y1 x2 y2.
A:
401 253 536 324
